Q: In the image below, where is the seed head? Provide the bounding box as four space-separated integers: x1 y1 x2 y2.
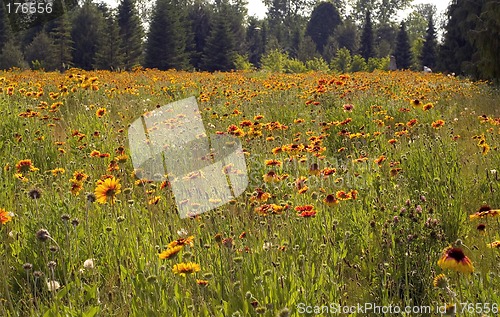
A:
36 229 50 242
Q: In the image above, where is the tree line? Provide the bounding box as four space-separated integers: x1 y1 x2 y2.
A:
0 0 498 80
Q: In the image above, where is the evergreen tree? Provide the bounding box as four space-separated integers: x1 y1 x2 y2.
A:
25 31 56 69
471 0 500 80
297 35 319 62
225 0 247 54
187 0 213 70
201 1 235 71
246 17 265 68
0 0 13 53
117 0 143 69
49 0 73 71
420 15 437 69
394 21 412 69
359 10 374 60
2 0 23 34
305 2 342 55
439 0 482 75
94 7 123 70
145 0 189 70
71 1 105 70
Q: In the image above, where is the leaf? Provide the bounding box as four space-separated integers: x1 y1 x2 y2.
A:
83 306 101 317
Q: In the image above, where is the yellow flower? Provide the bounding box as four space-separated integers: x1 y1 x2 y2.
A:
50 167 65 176
323 194 339 207
172 262 201 275
437 247 474 274
96 108 107 118
487 241 500 248
431 120 445 129
196 279 209 286
15 159 39 173
433 273 448 288
159 246 183 260
94 177 122 204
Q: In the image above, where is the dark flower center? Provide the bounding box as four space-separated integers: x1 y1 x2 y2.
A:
447 248 466 261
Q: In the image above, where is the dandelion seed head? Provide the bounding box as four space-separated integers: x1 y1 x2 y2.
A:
46 280 60 292
83 259 95 269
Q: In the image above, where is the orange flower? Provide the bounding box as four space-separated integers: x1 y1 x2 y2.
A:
295 205 314 212
250 188 271 203
336 190 352 200
374 155 386 165
423 103 434 111
15 159 39 173
70 180 83 195
265 159 282 167
196 279 209 286
321 167 336 176
168 236 194 248
432 120 445 128
90 150 101 157
0 208 13 225
73 170 88 182
487 241 500 248
96 107 107 118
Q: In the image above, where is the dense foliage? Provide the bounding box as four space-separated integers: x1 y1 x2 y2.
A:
0 0 498 80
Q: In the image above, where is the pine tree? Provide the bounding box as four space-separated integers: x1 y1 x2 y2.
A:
420 15 437 69
246 17 265 68
49 0 73 71
0 0 13 53
186 0 213 70
359 10 374 60
471 0 500 80
145 0 188 70
95 7 123 70
297 35 319 62
71 1 105 70
117 0 143 69
439 0 481 75
201 1 235 71
305 1 342 55
394 21 412 69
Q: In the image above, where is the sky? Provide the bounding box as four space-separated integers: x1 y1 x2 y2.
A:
247 0 451 19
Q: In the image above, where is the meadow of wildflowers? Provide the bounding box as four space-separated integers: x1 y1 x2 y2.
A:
0 69 499 316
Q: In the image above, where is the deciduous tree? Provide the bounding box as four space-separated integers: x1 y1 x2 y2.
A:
305 2 341 55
